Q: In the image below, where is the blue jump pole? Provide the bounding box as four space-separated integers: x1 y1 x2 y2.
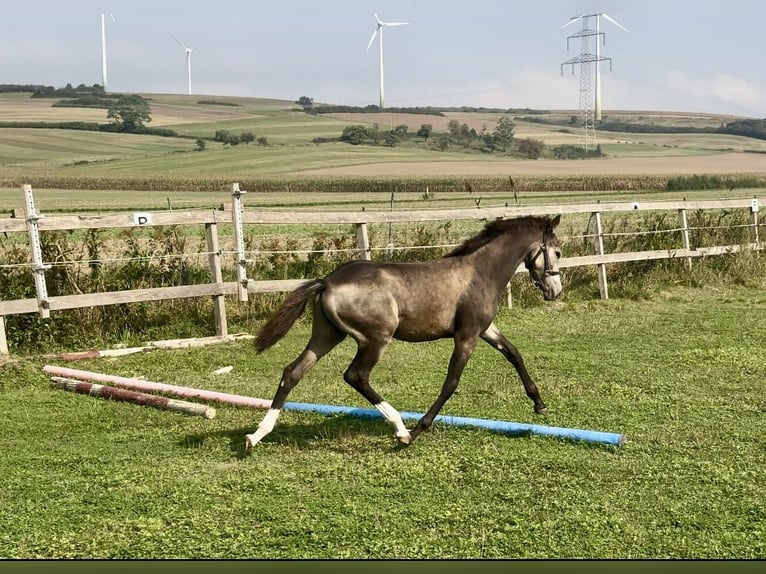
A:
283 401 625 447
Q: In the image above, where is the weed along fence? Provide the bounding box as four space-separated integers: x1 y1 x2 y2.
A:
0 183 762 355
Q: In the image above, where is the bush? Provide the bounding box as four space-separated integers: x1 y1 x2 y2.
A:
517 138 545 159
340 125 370 145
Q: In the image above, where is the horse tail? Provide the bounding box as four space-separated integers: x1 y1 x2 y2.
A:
255 279 325 353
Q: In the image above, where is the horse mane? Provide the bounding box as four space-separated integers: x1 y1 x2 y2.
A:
444 215 550 258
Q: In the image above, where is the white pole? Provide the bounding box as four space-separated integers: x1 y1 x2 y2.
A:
187 52 192 95
378 27 385 108
101 13 108 92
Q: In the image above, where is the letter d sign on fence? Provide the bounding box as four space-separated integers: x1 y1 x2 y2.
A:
133 213 152 226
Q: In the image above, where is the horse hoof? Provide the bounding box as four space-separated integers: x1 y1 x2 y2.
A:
396 432 412 445
535 406 549 415
244 434 256 450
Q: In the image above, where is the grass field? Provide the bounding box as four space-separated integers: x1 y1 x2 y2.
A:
1 91 765 560
2 93 766 185
1 286 764 558
1 185 761 216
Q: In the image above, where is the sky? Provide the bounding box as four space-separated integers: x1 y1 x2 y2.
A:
3 1 766 118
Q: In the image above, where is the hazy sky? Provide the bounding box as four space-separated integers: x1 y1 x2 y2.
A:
3 1 765 117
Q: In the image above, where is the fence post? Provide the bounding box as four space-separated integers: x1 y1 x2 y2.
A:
0 316 7 355
231 183 249 302
678 207 693 271
751 198 760 246
23 185 51 318
593 211 609 300
205 221 228 337
356 223 371 261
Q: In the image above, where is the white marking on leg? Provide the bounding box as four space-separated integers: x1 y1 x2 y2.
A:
375 401 411 444
245 408 281 449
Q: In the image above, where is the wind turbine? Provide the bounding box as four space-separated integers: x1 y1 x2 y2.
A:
100 13 115 92
172 36 195 95
366 13 409 109
562 13 628 121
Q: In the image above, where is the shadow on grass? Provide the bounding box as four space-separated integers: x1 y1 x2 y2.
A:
181 414 418 459
178 411 614 458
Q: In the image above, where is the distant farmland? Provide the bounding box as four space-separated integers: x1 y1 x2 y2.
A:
1 92 765 186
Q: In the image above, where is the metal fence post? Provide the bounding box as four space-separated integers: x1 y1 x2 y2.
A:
0 316 7 355
23 185 51 318
678 207 693 271
205 221 227 337
593 211 609 300
231 183 249 302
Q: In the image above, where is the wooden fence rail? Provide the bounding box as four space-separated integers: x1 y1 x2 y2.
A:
0 184 761 354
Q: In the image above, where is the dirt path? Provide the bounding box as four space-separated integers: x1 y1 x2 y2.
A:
299 152 766 177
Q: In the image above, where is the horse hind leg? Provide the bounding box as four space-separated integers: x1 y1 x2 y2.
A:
245 305 346 449
480 323 548 415
344 342 411 445
409 333 478 443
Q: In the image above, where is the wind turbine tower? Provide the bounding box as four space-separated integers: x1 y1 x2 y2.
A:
173 37 195 95
100 13 115 92
366 13 409 109
561 13 628 150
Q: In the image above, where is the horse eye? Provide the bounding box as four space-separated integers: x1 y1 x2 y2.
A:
555 250 562 258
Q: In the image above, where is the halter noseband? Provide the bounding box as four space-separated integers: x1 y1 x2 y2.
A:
526 230 560 287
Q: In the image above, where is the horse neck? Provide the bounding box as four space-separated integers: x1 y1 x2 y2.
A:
472 228 538 291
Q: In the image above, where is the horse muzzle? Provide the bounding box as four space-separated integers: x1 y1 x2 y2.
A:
536 272 562 301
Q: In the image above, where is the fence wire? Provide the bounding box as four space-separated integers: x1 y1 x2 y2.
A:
0 221 760 271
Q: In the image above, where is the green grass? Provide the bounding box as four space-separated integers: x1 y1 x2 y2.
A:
3 92 766 185
1 286 764 558
1 185 763 216
0 128 191 168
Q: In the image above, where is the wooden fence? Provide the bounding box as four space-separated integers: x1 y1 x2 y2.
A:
0 184 761 354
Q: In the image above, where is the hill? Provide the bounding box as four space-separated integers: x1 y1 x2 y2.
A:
0 91 765 188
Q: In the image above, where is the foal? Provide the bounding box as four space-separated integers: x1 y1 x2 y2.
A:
245 214 562 448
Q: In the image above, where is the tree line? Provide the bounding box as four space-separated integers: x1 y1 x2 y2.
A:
333 116 559 159
521 114 766 142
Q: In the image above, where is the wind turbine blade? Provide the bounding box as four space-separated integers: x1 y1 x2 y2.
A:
172 36 191 50
384 22 409 27
561 14 583 28
373 13 383 25
366 28 378 51
603 13 629 32
109 13 116 23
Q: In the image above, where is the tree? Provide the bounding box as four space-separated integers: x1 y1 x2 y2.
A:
384 131 400 147
296 96 314 110
517 138 545 159
340 125 369 145
447 119 461 137
434 135 451 151
106 95 151 132
194 138 207 152
393 124 409 138
417 124 433 141
214 129 241 146
239 131 255 145
492 115 515 152
369 123 382 144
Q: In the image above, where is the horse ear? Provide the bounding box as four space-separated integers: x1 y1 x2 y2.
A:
550 214 561 228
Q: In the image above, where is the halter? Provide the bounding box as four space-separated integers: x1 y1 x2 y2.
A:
525 230 560 288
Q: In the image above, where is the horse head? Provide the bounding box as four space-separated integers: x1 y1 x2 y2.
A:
525 215 562 301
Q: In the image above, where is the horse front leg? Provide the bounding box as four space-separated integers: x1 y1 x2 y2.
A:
409 335 477 443
480 322 548 415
